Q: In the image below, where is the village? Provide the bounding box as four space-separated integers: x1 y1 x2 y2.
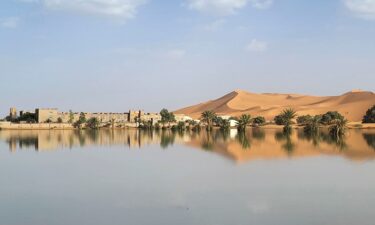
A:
0 107 202 130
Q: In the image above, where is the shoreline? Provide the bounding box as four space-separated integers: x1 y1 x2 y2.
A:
0 122 374 131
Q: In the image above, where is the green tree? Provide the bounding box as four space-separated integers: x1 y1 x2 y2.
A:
213 116 223 126
321 111 344 125
237 114 252 132
252 116 266 126
57 117 63 123
297 115 313 125
329 117 348 138
201 111 217 131
154 123 161 130
279 108 297 133
18 112 37 123
79 112 86 123
160 109 176 128
177 121 186 131
68 110 75 124
86 117 100 129
74 112 87 129
303 115 321 134
187 119 198 130
363 105 375 123
274 115 285 125
219 119 230 131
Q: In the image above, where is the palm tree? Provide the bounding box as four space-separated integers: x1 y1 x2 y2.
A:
201 111 216 131
219 119 230 131
303 115 321 134
237 114 251 132
280 108 297 133
329 118 348 138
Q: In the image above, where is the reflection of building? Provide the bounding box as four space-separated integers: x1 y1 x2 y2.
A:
1 129 375 163
0 130 173 151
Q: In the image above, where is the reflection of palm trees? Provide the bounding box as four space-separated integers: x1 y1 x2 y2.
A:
363 133 375 151
320 130 348 151
201 130 214 151
87 130 99 143
3 128 369 159
75 130 86 147
236 131 251 150
298 130 321 147
160 130 176 149
213 129 230 143
252 128 265 141
275 131 295 154
298 129 348 151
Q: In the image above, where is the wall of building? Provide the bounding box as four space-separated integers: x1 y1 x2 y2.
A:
6 108 189 127
175 114 193 122
57 112 130 124
142 113 162 125
36 108 59 123
0 122 74 130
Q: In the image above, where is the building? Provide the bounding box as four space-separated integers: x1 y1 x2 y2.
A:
9 108 17 120
36 108 59 123
142 113 162 125
175 114 193 122
6 108 190 127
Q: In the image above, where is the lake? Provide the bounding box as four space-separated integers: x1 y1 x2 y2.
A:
0 128 375 225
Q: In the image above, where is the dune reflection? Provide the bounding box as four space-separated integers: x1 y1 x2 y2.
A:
1 128 375 162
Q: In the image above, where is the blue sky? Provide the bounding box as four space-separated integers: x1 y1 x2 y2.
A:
0 0 374 115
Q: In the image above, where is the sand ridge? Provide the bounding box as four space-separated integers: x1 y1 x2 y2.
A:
175 90 375 122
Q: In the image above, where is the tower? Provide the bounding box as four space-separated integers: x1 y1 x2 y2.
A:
9 107 17 120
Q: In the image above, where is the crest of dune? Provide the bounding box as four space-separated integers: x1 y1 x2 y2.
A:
175 89 375 122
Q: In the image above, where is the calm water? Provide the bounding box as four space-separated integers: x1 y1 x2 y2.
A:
0 128 375 225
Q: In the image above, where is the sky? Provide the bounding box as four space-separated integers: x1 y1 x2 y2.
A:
0 0 375 116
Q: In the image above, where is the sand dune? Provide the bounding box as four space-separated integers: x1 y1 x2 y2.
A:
175 89 375 122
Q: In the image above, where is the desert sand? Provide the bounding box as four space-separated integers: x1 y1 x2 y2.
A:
175 89 375 122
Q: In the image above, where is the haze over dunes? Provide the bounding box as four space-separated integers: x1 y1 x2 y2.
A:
175 90 375 122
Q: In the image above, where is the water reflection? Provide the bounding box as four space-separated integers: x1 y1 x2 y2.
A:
363 133 375 151
1 129 375 162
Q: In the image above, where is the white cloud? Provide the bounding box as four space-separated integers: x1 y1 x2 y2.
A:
345 0 375 20
166 49 186 59
22 0 146 20
0 17 20 29
251 0 273 9
186 0 273 15
246 39 268 52
204 19 226 31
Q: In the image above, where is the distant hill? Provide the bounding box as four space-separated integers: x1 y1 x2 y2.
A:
175 89 375 122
